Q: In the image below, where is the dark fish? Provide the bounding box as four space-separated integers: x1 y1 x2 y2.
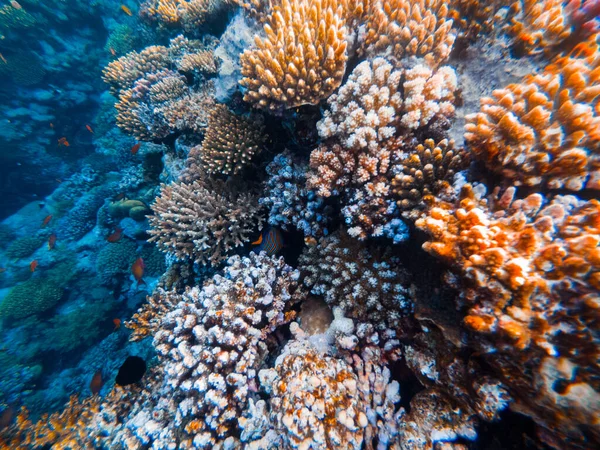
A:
252 227 284 256
116 356 146 386
90 370 104 395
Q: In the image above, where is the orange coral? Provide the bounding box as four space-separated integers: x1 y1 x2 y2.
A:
465 34 600 191
360 0 456 67
240 0 348 112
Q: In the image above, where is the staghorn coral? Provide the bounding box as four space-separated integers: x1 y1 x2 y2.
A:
465 34 600 191
391 137 470 220
449 0 512 42
161 81 217 134
142 0 232 32
195 104 267 175
360 0 456 67
177 49 219 74
298 231 412 355
148 175 265 266
416 184 600 443
152 252 299 447
240 0 348 112
260 150 332 238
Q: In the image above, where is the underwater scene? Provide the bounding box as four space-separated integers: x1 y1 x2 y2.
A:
0 0 599 448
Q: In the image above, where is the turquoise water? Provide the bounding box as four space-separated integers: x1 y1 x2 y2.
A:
0 1 598 448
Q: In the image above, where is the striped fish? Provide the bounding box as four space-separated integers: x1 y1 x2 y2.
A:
251 227 284 256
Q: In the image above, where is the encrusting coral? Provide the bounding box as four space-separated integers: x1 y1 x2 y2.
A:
416 184 600 441
465 33 600 191
148 175 265 266
195 103 267 175
240 0 348 112
359 0 456 67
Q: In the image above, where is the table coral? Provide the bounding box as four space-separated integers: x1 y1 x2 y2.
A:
240 0 348 112
360 0 456 67
465 34 600 191
148 175 265 266
195 104 267 175
152 252 299 447
416 184 600 441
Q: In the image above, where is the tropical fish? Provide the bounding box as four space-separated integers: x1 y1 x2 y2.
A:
110 47 116 56
131 142 141 155
48 233 57 250
113 318 121 331
0 268 6 274
252 227 284 256
304 236 317 247
10 1 22 10
58 137 70 147
121 5 132 16
116 356 146 386
131 257 145 285
30 260 38 272
55 178 62 183
42 214 52 226
49 122 54 128
90 370 104 395
86 124 94 134
0 54 6 65
107 227 123 243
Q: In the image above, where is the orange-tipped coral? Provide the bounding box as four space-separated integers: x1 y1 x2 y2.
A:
240 0 348 112
360 0 456 67
416 184 600 441
465 34 600 191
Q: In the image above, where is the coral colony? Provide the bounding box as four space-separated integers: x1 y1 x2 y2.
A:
0 0 599 449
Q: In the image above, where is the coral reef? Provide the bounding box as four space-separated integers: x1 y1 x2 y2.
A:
0 278 64 320
465 34 600 191
260 150 331 237
195 104 267 175
240 0 348 112
148 175 265 266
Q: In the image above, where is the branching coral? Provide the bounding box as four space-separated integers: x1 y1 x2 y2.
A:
392 137 470 220
126 288 181 341
195 104 266 175
449 0 512 42
416 184 600 441
152 252 299 447
298 231 412 354
260 150 332 237
148 175 265 266
141 0 232 31
240 0 348 112
360 0 456 67
465 34 600 191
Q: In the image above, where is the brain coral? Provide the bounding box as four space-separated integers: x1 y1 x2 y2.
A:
465 34 600 191
148 175 265 266
152 252 299 447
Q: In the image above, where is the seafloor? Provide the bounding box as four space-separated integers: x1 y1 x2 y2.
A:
0 0 599 449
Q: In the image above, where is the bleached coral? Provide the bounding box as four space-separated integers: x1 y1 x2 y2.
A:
240 0 348 112
148 175 264 266
465 34 600 191
153 252 299 447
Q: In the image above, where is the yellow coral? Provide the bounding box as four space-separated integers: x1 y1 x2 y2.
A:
240 0 348 112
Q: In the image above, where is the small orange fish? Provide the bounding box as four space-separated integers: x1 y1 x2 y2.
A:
121 5 132 16
49 122 54 128
42 214 52 226
304 236 317 247
110 47 116 56
30 260 38 272
48 233 57 250
86 124 94 134
10 1 21 10
58 137 70 147
0 53 6 65
107 227 123 243
90 370 104 395
113 318 121 331
131 142 141 155
131 257 145 286
0 268 6 274
56 178 62 183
